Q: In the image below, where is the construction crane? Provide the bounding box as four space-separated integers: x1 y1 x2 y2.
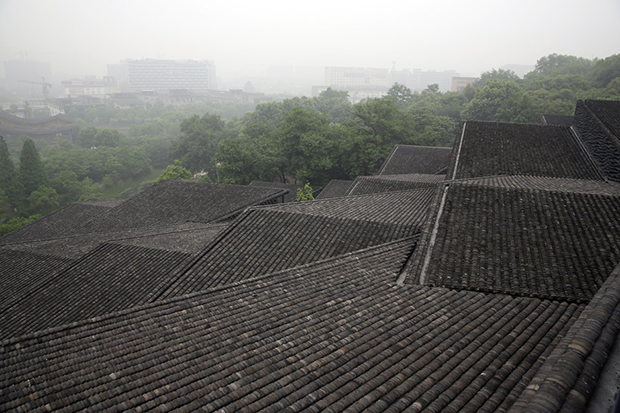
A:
19 76 52 100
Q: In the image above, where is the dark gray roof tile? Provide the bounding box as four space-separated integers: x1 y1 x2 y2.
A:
378 145 452 175
0 239 582 412
0 243 192 340
315 179 354 199
404 183 620 303
447 121 603 181
346 174 445 196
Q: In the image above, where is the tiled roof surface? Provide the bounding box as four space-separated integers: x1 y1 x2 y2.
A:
0 239 583 413
314 179 354 199
404 183 620 303
3 223 226 259
510 264 620 413
447 121 603 181
248 181 320 203
156 207 422 299
0 243 191 340
455 175 620 196
264 188 436 227
573 99 620 182
540 114 574 126
80 180 287 233
0 202 113 245
0 249 73 307
378 144 452 175
346 174 445 196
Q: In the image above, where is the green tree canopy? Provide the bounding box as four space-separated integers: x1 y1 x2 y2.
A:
0 135 23 208
153 160 193 183
19 137 48 197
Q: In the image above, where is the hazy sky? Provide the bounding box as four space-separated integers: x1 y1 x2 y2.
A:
1 0 619 81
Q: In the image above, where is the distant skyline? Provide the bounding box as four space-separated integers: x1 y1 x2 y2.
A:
1 0 619 84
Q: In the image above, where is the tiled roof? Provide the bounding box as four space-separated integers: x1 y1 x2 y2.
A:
249 181 321 203
0 202 114 245
540 114 574 126
403 182 620 303
377 144 452 175
0 238 583 413
0 243 191 340
0 249 73 307
264 188 436 227
573 99 620 182
3 222 226 259
346 174 445 196
454 175 620 196
315 179 354 199
80 180 288 233
447 121 603 181
510 263 620 413
156 207 424 299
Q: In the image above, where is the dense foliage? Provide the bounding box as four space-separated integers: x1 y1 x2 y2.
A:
1 53 619 233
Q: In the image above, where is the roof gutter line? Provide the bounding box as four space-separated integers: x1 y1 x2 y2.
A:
451 122 467 181
415 183 450 285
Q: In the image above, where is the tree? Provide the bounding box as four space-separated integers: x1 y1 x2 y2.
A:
0 135 23 208
463 79 536 123
0 214 42 237
19 137 47 198
426 84 440 93
475 69 521 88
170 113 228 174
296 183 315 201
153 160 192 183
386 83 414 108
27 186 59 213
591 54 620 88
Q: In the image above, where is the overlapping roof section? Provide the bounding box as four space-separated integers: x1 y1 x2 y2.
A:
447 121 603 180
510 263 620 412
314 179 353 199
346 173 445 196
156 189 434 298
80 180 288 233
377 144 452 175
0 239 584 413
573 99 620 182
0 242 192 340
249 181 321 203
403 181 620 303
0 249 73 306
2 222 227 259
0 201 118 245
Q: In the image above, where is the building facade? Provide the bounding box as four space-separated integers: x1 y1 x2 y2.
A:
109 59 216 93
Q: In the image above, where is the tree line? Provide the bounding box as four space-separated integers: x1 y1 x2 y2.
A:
1 53 619 233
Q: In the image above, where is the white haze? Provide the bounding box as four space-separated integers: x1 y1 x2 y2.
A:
1 0 619 87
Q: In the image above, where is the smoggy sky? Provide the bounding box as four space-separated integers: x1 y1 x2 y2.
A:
1 0 619 81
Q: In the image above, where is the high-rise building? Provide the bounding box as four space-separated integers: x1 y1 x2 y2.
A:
108 59 216 93
325 66 389 87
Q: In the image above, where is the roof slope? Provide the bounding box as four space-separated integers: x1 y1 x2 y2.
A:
3 222 226 259
540 114 574 126
346 174 445 196
510 263 620 413
0 202 114 245
0 249 73 307
0 239 583 413
378 144 452 175
447 121 603 181
248 181 320 203
80 180 287 233
314 179 353 199
404 183 620 303
454 175 620 196
156 209 422 299
264 187 436 226
573 99 620 182
0 243 191 340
